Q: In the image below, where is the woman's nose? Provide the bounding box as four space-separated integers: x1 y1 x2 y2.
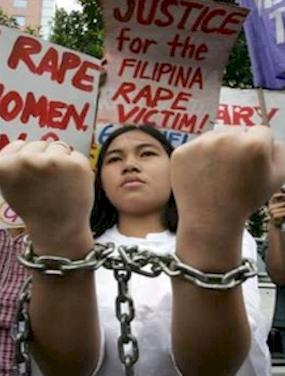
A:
122 156 141 174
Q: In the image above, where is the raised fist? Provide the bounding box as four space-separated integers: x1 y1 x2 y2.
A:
171 126 285 229
0 141 94 254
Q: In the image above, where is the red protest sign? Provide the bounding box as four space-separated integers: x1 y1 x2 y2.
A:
96 0 248 138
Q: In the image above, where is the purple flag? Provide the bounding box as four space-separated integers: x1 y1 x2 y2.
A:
239 0 285 89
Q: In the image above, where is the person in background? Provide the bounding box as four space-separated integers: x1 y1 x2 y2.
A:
266 190 285 354
0 226 28 376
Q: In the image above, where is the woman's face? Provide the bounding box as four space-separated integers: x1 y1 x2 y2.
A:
101 130 172 216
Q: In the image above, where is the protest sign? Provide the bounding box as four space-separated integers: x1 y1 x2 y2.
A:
217 87 285 139
239 0 285 89
97 0 248 135
0 197 23 228
95 87 285 149
0 26 102 228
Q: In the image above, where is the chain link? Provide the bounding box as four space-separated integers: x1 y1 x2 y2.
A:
12 276 32 376
14 242 258 376
114 269 138 376
18 238 115 276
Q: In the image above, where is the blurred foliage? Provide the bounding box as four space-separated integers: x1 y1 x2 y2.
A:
0 9 18 28
50 0 103 58
222 0 254 88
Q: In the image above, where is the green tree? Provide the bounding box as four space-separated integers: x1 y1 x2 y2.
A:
224 29 253 88
222 0 254 88
0 8 18 28
50 0 103 58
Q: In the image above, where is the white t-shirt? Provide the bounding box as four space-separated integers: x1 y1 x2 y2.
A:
32 227 271 376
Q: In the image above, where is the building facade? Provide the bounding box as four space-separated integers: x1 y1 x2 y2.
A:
0 0 56 39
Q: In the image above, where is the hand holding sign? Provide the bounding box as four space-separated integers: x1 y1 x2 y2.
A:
0 141 94 257
171 126 285 231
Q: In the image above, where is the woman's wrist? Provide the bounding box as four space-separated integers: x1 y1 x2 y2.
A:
176 222 244 272
28 227 94 259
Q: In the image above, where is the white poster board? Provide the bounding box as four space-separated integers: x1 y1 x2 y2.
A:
97 0 248 137
0 26 102 227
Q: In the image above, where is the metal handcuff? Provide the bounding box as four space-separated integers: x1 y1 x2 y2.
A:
13 236 257 376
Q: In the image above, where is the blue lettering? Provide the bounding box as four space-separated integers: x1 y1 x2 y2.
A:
98 123 116 144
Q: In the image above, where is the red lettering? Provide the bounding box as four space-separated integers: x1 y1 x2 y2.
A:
137 0 160 25
114 0 135 22
267 108 278 121
0 84 4 97
142 109 158 123
20 93 48 126
37 47 59 81
118 58 137 76
175 113 198 131
72 61 100 92
8 36 40 73
191 5 209 32
41 132 59 141
254 107 279 123
112 82 136 103
3 206 19 223
112 0 244 36
46 101 67 129
132 86 172 107
196 44 208 60
0 132 27 150
117 104 140 123
197 114 210 133
233 105 254 125
58 52 82 84
155 0 178 27
201 9 227 34
220 11 247 35
61 103 90 131
217 105 232 124
170 92 192 110
0 133 10 149
0 82 90 131
0 91 23 121
178 1 204 29
151 87 173 107
161 110 176 127
133 107 148 122
7 37 98 90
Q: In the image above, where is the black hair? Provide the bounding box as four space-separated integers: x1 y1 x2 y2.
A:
90 124 178 237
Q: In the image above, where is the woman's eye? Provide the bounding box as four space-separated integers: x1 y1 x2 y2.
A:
106 156 121 164
141 150 157 157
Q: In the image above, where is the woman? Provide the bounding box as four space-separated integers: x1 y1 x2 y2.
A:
0 125 280 376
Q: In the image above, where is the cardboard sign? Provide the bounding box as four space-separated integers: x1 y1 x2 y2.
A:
217 87 285 140
95 87 285 149
0 26 102 154
0 26 102 228
0 197 23 228
97 0 248 136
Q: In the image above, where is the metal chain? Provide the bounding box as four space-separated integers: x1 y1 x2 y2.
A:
14 242 258 376
12 276 32 376
114 269 138 376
